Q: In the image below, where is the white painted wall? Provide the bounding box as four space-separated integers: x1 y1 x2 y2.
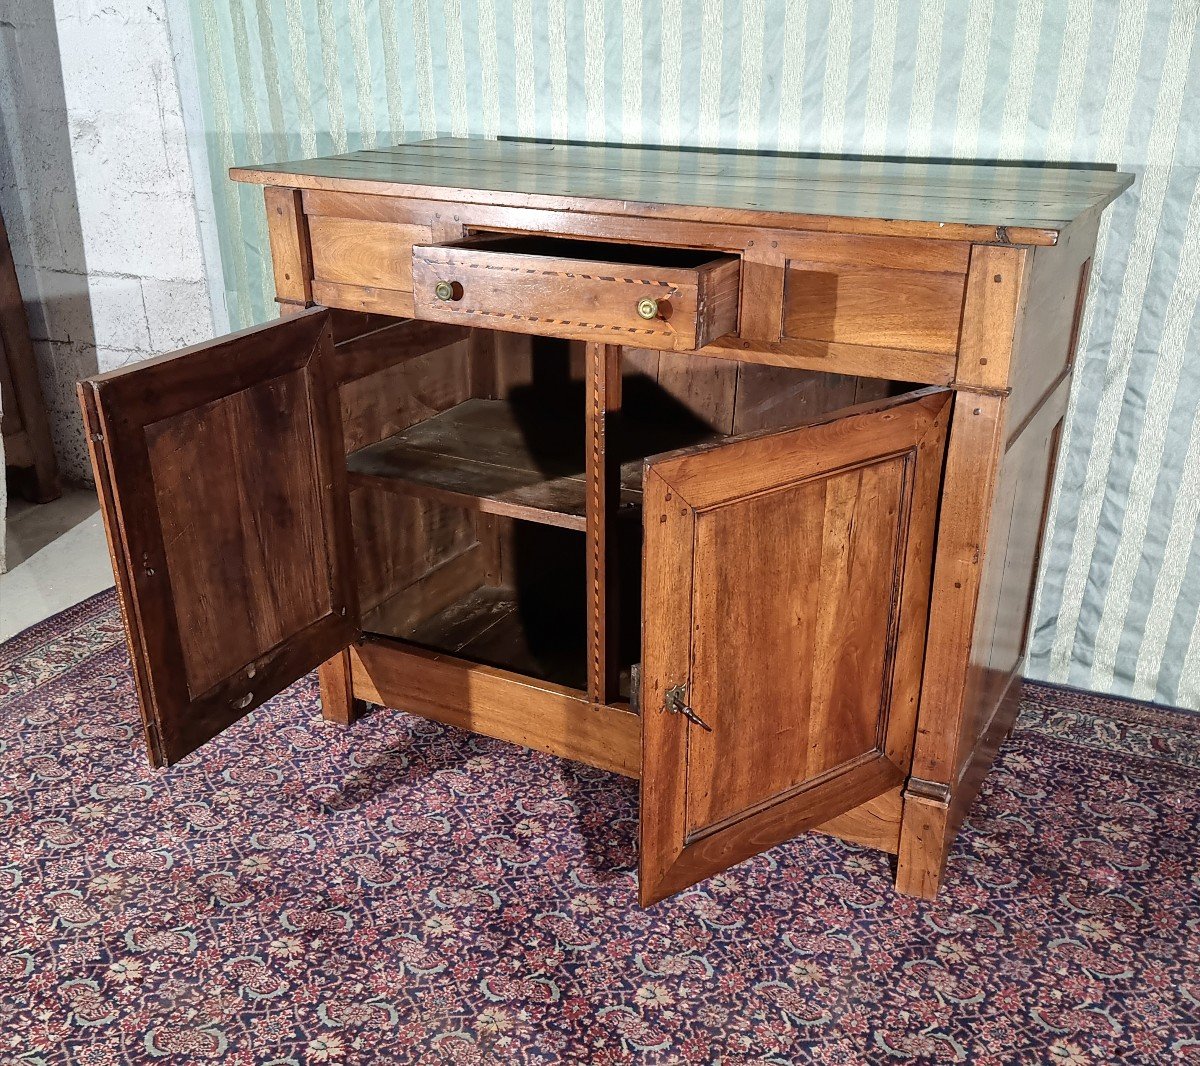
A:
0 0 214 486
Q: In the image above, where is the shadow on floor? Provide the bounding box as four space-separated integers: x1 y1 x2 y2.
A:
0 487 112 641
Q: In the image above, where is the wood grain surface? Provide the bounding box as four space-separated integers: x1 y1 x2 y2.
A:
233 137 1132 244
639 389 950 904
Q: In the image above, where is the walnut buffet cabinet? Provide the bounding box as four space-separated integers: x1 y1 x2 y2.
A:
78 139 1130 904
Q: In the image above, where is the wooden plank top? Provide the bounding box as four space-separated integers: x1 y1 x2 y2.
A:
232 137 1133 246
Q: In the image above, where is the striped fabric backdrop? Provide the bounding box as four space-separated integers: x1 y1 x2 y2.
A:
181 0 1200 709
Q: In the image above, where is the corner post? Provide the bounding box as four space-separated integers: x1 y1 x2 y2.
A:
896 244 1025 897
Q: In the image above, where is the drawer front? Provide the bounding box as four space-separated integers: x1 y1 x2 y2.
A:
411 241 740 352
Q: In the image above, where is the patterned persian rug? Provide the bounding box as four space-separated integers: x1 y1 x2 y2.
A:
2 592 1198 1064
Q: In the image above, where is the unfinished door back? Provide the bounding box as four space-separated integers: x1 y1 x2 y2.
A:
78 308 358 766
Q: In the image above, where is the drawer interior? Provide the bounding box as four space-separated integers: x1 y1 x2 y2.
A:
430 233 732 270
334 317 924 695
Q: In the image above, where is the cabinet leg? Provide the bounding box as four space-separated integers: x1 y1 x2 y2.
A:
895 786 951 899
318 649 365 725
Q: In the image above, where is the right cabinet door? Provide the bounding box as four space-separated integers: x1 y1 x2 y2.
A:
639 388 951 904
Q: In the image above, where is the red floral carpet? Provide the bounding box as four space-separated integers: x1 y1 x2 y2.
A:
2 592 1199 1064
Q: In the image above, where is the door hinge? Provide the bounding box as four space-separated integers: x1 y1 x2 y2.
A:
663 683 712 731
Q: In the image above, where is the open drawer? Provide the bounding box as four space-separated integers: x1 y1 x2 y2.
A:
411 236 740 352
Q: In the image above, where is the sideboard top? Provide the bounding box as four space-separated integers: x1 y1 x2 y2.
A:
232 136 1132 246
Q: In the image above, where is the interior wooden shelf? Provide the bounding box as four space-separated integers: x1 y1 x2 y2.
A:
348 398 605 530
345 397 715 530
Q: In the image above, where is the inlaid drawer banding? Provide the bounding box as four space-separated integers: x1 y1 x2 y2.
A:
411 236 741 353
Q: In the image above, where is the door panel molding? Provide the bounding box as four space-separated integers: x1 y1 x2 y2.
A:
639 388 951 905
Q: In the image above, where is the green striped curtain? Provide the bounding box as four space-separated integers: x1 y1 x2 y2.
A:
182 0 1200 710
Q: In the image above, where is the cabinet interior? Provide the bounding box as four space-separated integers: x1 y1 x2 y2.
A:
337 315 922 696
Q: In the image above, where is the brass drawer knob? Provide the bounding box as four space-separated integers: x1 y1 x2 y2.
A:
636 296 660 320
434 280 462 301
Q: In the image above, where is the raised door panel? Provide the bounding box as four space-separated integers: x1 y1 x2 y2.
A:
639 389 950 904
78 308 358 767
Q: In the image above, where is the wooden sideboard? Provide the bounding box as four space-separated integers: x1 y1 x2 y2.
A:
78 138 1130 903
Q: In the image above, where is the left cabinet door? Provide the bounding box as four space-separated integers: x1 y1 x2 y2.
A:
78 308 359 766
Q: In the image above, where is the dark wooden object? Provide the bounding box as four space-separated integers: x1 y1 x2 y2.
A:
80 137 1130 903
1 209 60 503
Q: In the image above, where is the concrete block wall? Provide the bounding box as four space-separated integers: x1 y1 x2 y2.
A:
0 0 213 482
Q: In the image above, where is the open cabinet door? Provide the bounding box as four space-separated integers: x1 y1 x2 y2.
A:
78 308 358 767
639 388 951 904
